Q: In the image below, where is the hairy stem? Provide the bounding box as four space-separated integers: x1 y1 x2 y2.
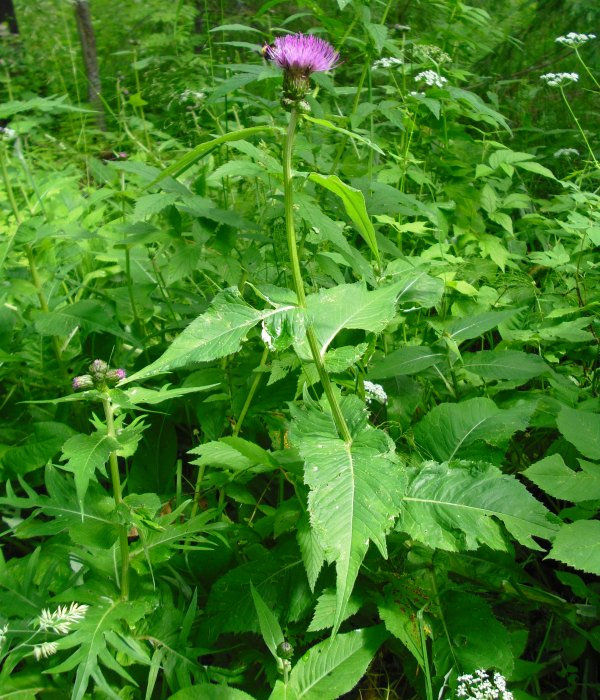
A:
234 346 269 437
102 395 130 600
283 109 352 443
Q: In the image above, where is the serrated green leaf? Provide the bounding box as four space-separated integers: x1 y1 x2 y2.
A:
290 395 405 633
548 521 600 575
307 589 362 632
399 461 558 551
557 406 600 460
1 422 75 476
126 289 294 382
523 454 600 502
289 625 387 699
433 590 513 675
377 598 423 665
414 397 535 463
462 349 549 382
60 431 118 506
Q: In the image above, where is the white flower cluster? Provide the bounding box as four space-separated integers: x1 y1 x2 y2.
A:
456 670 513 700
554 147 579 158
373 57 404 70
415 70 448 88
540 72 579 87
0 125 17 141
33 641 58 660
414 44 451 64
0 624 7 648
364 381 388 404
179 89 206 104
410 90 426 97
556 32 596 47
37 602 89 635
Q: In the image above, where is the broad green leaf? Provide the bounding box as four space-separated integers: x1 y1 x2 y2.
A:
289 625 387 699
433 590 513 675
516 160 556 179
204 542 309 634
398 461 558 551
548 521 600 575
462 349 549 382
34 299 134 342
1 422 75 476
414 397 534 464
169 687 256 700
378 598 423 665
302 281 405 359
440 309 519 342
309 173 380 262
308 589 362 632
126 289 294 382
251 582 285 659
133 192 179 220
269 682 299 700
369 346 444 379
523 454 600 502
556 406 600 460
290 395 405 633
60 431 118 507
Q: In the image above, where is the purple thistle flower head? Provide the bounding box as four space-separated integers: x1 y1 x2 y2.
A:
72 374 94 391
265 33 339 75
115 368 127 380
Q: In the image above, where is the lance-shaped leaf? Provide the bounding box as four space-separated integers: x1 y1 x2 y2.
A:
289 625 387 699
126 289 294 382
309 173 380 262
398 461 558 551
523 454 600 502
290 395 405 633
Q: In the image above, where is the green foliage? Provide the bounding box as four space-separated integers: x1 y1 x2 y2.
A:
1 0 600 697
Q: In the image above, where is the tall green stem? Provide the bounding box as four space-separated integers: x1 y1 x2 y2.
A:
283 109 352 444
102 395 130 600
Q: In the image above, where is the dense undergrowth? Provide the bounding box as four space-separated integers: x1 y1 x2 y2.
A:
0 1 599 698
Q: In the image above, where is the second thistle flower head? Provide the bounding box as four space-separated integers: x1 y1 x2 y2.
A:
264 33 339 108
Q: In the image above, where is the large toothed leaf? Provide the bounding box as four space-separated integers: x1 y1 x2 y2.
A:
296 281 404 360
290 395 405 633
556 406 600 460
59 431 118 507
126 289 294 382
289 625 387 699
462 349 550 383
548 521 600 575
413 397 535 464
523 454 600 502
398 461 558 551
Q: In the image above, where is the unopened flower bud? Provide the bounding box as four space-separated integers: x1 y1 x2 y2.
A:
276 641 294 660
72 374 94 391
89 359 108 376
105 368 127 386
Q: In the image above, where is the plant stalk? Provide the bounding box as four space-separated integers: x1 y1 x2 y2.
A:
283 109 352 443
102 395 130 600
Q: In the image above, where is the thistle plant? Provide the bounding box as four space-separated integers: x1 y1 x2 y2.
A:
265 33 352 442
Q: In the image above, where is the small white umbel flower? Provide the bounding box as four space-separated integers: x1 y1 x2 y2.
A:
415 70 448 88
364 381 388 405
455 669 514 699
556 32 596 47
540 72 579 87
